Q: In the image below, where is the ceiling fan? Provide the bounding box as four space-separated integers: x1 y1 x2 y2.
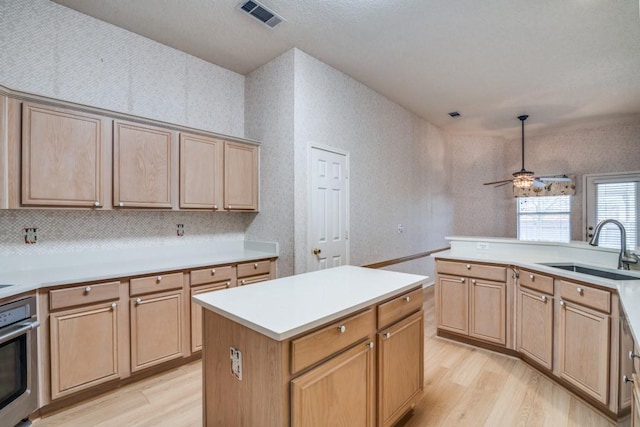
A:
483 115 571 189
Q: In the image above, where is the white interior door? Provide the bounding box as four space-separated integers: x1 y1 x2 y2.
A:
308 146 349 271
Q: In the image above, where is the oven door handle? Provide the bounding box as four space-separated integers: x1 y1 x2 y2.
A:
0 320 40 345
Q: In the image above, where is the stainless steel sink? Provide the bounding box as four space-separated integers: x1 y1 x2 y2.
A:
539 263 640 281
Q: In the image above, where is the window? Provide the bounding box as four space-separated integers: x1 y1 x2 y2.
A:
585 172 639 250
517 196 571 242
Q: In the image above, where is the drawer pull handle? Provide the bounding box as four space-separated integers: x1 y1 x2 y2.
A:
157 276 162 282
367 342 374 349
623 375 634 384
211 269 216 274
460 278 465 283
576 287 583 294
530 274 535 280
384 332 391 339
338 325 346 333
85 286 92 293
111 302 117 309
630 351 640 360
465 264 471 269
541 295 547 302
404 296 410 302
560 300 566 307
136 298 142 305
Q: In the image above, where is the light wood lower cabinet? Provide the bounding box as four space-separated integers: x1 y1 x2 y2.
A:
621 314 636 410
191 281 231 352
436 274 468 335
517 286 553 370
558 299 610 405
49 301 119 399
377 311 424 427
632 374 639 427
130 290 184 372
291 340 375 427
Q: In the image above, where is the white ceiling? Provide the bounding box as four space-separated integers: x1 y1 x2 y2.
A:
53 0 640 137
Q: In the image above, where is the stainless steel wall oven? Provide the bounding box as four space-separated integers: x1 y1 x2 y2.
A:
0 296 39 427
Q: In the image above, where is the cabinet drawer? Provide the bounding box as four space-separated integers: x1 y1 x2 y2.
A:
437 260 506 282
238 274 270 286
377 287 423 329
50 281 120 311
130 272 183 297
190 265 234 286
291 309 375 374
558 280 611 313
519 269 553 295
237 260 271 278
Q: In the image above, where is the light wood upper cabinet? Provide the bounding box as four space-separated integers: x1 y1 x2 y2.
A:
517 286 553 370
113 120 173 208
224 141 258 211
179 133 223 210
558 299 610 405
291 340 375 427
49 301 120 399
377 311 423 427
22 102 105 207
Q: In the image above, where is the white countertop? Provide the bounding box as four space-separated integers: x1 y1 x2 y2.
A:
0 240 278 300
433 236 640 344
193 265 428 341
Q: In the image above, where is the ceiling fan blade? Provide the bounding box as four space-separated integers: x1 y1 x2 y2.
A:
483 179 512 185
538 175 571 182
531 180 547 188
494 182 512 188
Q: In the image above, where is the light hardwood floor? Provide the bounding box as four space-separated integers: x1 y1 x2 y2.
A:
34 286 622 427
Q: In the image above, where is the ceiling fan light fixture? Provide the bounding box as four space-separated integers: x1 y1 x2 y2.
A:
513 170 534 188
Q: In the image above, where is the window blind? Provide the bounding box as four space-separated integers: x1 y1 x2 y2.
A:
517 196 571 242
595 182 638 249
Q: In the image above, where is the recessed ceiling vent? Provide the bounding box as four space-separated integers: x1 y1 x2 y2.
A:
238 1 285 29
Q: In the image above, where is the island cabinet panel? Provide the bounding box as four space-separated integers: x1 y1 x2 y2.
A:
113 120 173 208
377 311 424 427
179 133 223 210
517 286 553 370
21 102 106 207
377 287 423 330
469 278 506 345
620 314 635 411
130 290 184 372
49 301 120 399
632 374 639 427
558 299 610 405
436 274 469 335
224 141 258 211
291 340 375 427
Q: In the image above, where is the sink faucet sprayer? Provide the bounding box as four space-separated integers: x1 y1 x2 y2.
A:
588 219 639 270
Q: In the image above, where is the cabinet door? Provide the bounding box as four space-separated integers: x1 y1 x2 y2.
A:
224 141 258 211
179 133 223 209
436 274 468 335
633 375 639 427
377 311 423 427
22 102 104 207
190 281 230 353
517 287 553 370
130 291 183 372
558 300 610 404
113 120 172 208
621 315 635 410
49 301 119 399
291 340 375 427
469 278 506 345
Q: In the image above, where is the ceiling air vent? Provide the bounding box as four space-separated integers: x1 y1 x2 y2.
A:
238 1 285 29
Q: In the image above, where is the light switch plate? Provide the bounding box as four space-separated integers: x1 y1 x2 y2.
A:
230 347 242 380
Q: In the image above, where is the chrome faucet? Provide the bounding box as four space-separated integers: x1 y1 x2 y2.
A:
588 219 639 270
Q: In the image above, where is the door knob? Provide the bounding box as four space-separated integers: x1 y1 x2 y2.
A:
313 248 322 255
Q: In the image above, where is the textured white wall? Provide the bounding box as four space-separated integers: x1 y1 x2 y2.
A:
244 51 296 277
292 50 453 278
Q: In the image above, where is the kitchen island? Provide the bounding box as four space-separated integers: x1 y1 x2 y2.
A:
193 265 428 427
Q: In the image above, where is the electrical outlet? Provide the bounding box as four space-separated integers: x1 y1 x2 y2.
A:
476 242 490 250
397 224 405 234
177 224 184 237
230 347 242 380
24 228 37 244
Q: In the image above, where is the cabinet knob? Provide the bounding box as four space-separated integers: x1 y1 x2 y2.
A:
630 351 640 360
576 287 583 294
111 302 117 309
471 279 476 284
465 264 471 269
384 332 391 339
254 263 258 269
157 276 162 282
211 269 216 274
241 279 246 285
460 278 465 283
226 205 232 210
530 274 535 280
338 325 346 333
85 286 92 293
118 202 124 207
93 201 100 207
213 205 218 210
623 375 634 384
404 296 410 302
367 342 374 349
226 281 231 287
560 300 566 307
541 295 547 303
136 298 142 305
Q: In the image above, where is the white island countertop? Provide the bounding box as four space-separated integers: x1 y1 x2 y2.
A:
192 265 428 341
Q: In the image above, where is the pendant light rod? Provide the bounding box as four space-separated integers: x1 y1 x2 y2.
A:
518 115 529 171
